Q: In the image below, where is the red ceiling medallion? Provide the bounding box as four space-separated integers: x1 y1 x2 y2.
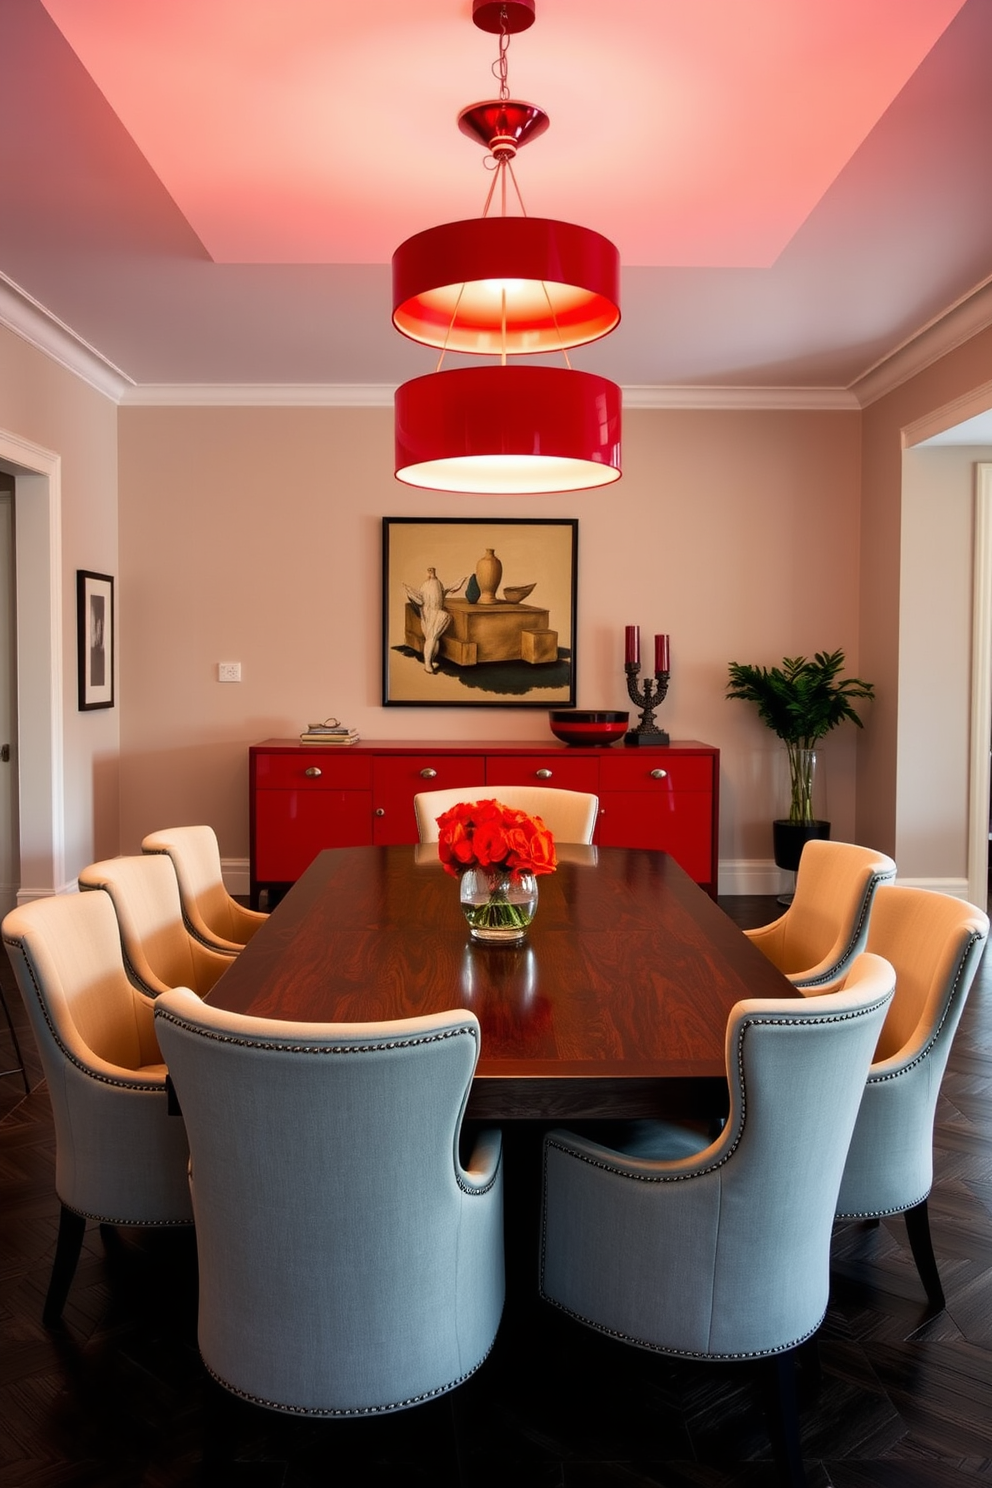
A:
391 0 622 495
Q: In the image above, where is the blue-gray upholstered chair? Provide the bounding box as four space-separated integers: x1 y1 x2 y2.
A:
78 855 234 998
744 839 897 988
141 824 267 953
826 884 988 1310
414 786 599 845
540 955 894 1487
154 988 504 1417
1 892 193 1324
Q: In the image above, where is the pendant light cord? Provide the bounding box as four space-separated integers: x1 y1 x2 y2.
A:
436 0 574 372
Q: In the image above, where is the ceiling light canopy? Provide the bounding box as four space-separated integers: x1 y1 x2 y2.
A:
391 0 622 495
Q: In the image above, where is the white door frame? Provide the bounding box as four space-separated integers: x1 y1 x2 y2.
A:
0 428 65 899
968 464 992 908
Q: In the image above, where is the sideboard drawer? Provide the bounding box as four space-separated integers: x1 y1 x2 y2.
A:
372 755 486 844
600 753 713 793
485 756 600 792
254 751 372 790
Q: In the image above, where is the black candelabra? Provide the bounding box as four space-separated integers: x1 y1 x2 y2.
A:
624 663 670 745
623 627 671 745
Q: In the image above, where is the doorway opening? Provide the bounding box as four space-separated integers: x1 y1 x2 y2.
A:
0 429 65 900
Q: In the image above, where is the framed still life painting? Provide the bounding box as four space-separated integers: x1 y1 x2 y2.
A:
382 517 578 708
77 570 115 710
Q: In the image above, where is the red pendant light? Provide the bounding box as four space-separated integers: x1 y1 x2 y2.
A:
395 367 621 494
391 0 623 495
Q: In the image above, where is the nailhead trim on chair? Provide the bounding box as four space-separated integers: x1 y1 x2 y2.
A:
792 870 892 988
537 1292 823 1363
153 1010 478 1058
833 930 984 1222
155 1012 499 1195
59 1198 192 1228
203 1335 499 1416
538 996 892 1356
77 879 163 997
142 846 243 953
1 934 170 1093
862 932 982 1086
834 1193 930 1221
542 996 893 1187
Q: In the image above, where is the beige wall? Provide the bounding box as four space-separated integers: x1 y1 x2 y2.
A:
118 402 863 877
0 324 119 886
857 323 992 857
897 447 992 883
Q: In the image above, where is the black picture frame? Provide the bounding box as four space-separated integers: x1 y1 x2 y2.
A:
77 570 114 710
382 517 578 708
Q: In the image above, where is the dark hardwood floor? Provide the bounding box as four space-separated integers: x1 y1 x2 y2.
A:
1 895 990 1486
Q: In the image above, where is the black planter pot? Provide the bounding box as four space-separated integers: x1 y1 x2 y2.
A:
772 819 831 872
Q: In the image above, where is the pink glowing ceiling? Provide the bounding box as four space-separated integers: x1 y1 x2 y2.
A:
2 0 991 390
37 0 966 267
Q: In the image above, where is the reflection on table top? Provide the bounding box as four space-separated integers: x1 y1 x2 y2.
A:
208 844 799 1121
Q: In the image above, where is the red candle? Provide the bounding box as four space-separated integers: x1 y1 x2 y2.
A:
655 633 670 673
625 625 640 666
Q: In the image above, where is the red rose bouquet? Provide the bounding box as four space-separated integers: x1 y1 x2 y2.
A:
436 799 557 942
435 799 558 879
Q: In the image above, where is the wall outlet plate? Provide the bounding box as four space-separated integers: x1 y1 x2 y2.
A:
218 662 241 682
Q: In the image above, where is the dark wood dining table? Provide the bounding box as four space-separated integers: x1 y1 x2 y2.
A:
208 843 800 1123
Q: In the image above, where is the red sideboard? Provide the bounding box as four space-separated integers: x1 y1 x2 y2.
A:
249 738 720 906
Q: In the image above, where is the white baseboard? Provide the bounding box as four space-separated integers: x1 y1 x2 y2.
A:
717 859 793 896
15 879 79 904
222 858 252 897
890 876 974 901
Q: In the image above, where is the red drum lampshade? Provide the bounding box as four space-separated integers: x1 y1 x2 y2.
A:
392 216 620 356
394 365 622 494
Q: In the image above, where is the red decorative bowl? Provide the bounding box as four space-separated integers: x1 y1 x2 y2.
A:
549 710 629 746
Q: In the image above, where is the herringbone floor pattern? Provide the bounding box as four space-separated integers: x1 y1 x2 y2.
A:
1 896 990 1486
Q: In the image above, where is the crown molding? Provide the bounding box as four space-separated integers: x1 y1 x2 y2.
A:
902 377 992 447
0 272 132 403
851 275 992 408
3 259 987 415
119 383 396 407
120 381 860 410
621 385 859 410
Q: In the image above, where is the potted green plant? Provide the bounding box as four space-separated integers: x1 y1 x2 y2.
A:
726 649 875 870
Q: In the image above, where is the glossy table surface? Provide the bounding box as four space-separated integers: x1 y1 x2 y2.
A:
208 844 799 1121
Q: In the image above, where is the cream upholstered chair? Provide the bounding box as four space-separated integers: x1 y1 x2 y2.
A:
154 988 504 1417
826 885 988 1310
78 855 234 998
744 839 897 988
414 786 599 845
141 824 267 953
540 955 894 1486
1 893 193 1324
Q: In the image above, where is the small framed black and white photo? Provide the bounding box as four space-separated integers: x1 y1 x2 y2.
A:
77 570 114 710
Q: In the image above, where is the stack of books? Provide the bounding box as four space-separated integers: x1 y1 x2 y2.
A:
299 719 360 745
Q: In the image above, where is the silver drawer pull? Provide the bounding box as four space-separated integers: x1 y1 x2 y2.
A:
649 769 668 780
420 767 437 779
374 808 385 816
535 768 552 779
304 766 322 778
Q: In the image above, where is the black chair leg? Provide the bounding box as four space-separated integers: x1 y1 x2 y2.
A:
761 1348 807 1488
904 1198 945 1311
0 983 31 1096
43 1204 86 1326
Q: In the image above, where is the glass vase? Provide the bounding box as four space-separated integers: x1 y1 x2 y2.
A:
459 866 538 944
